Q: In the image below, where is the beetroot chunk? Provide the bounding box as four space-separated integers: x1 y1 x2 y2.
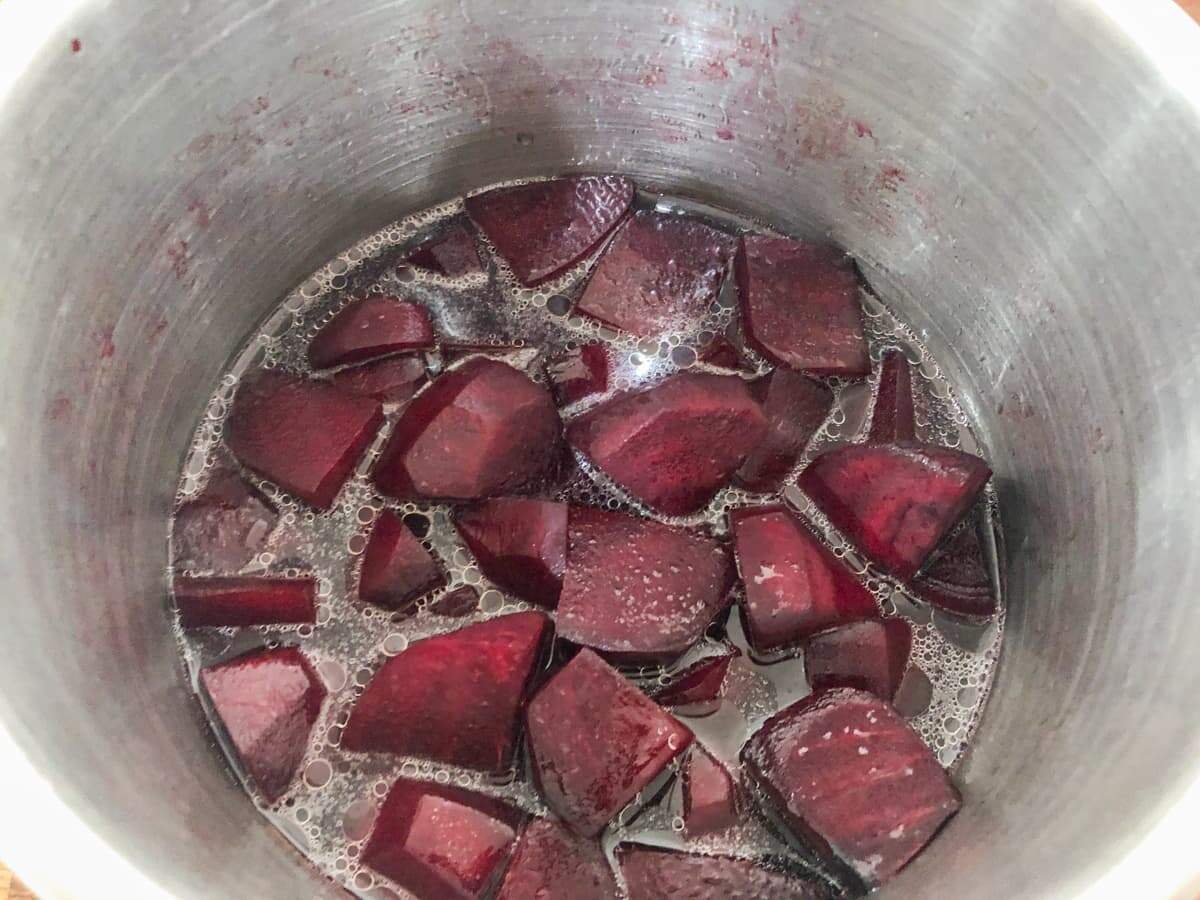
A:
575 210 736 336
731 507 877 656
868 350 917 443
465 176 635 286
359 510 445 611
567 372 768 515
331 354 427 407
496 819 618 900
914 518 998 620
558 507 734 663
199 647 325 802
406 226 484 277
804 619 912 701
547 344 609 405
224 371 384 509
616 845 826 900
682 745 739 836
698 335 750 371
653 647 740 716
455 498 567 608
362 777 524 899
173 466 278 572
430 585 481 618
175 576 316 628
736 236 870 377
307 296 436 370
342 612 551 774
798 443 992 580
526 648 693 836
373 358 563 501
736 369 834 492
742 688 960 888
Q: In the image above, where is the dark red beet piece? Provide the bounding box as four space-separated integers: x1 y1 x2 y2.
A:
342 612 551 774
731 507 877 656
869 350 917 442
224 370 384 509
199 647 325 802
373 357 563 501
175 576 316 628
547 343 609 405
455 498 567 608
173 466 278 572
358 510 445 610
496 818 618 900
616 845 827 900
557 507 734 663
465 176 635 286
653 647 740 716
575 210 736 336
567 372 768 515
736 236 870 377
361 777 524 899
736 369 834 492
698 334 750 370
798 443 992 579
526 649 693 836
307 296 436 370
682 745 739 836
406 226 484 277
804 618 912 701
742 688 960 888
914 517 998 620
429 585 480 617
331 354 427 407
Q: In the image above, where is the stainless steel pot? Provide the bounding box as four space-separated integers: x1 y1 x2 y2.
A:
2 0 1199 897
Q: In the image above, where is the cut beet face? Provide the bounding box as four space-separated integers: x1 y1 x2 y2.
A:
331 354 427 407
682 745 739 836
496 818 618 900
175 575 316 628
199 647 325 802
567 372 768 515
868 350 917 443
361 777 525 900
574 210 736 336
736 369 834 492
455 498 567 608
307 296 436 370
525 648 693 836
405 226 484 277
224 370 384 509
373 357 563 501
914 516 998 620
653 647 740 716
557 507 734 663
736 236 870 377
358 510 445 610
547 343 609 405
698 334 750 371
804 618 912 701
798 443 992 580
429 585 480 618
465 176 635 286
730 507 877 657
342 612 551 774
173 466 278 572
742 688 960 888
616 845 827 900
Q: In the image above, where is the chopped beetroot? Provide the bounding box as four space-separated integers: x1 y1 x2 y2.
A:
358 510 445 610
868 350 917 442
698 335 749 370
342 612 551 774
526 648 693 836
405 226 484 277
730 507 877 656
307 296 436 370
496 818 618 900
736 369 834 492
331 354 427 407
465 176 635 286
455 498 567 608
361 777 524 899
682 745 739 836
736 236 870 377
557 507 734 663
430 585 480 617
742 688 960 888
804 618 912 700
175 575 316 628
547 344 608 405
914 517 998 620
373 357 563 501
798 443 992 579
199 646 325 802
575 210 736 336
616 845 826 900
567 372 768 515
224 370 384 509
653 647 740 715
173 466 278 572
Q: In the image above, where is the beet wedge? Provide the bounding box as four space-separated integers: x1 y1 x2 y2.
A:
914 516 998 620
736 236 870 377
557 507 734 663
173 465 278 573
575 210 736 336
342 612 551 774
616 844 828 900
331 354 427 407
869 350 917 442
373 357 563 501
175 575 316 628
682 745 739 836
698 334 751 371
307 296 436 370
465 176 635 286
653 647 740 716
455 498 567 608
742 688 960 888
567 372 768 515
736 369 834 492
224 370 384 509
199 647 325 803
547 343 609 405
798 443 992 580
526 649 693 836
430 585 480 618
804 618 912 701
406 226 484 277
358 510 445 611
496 819 618 900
